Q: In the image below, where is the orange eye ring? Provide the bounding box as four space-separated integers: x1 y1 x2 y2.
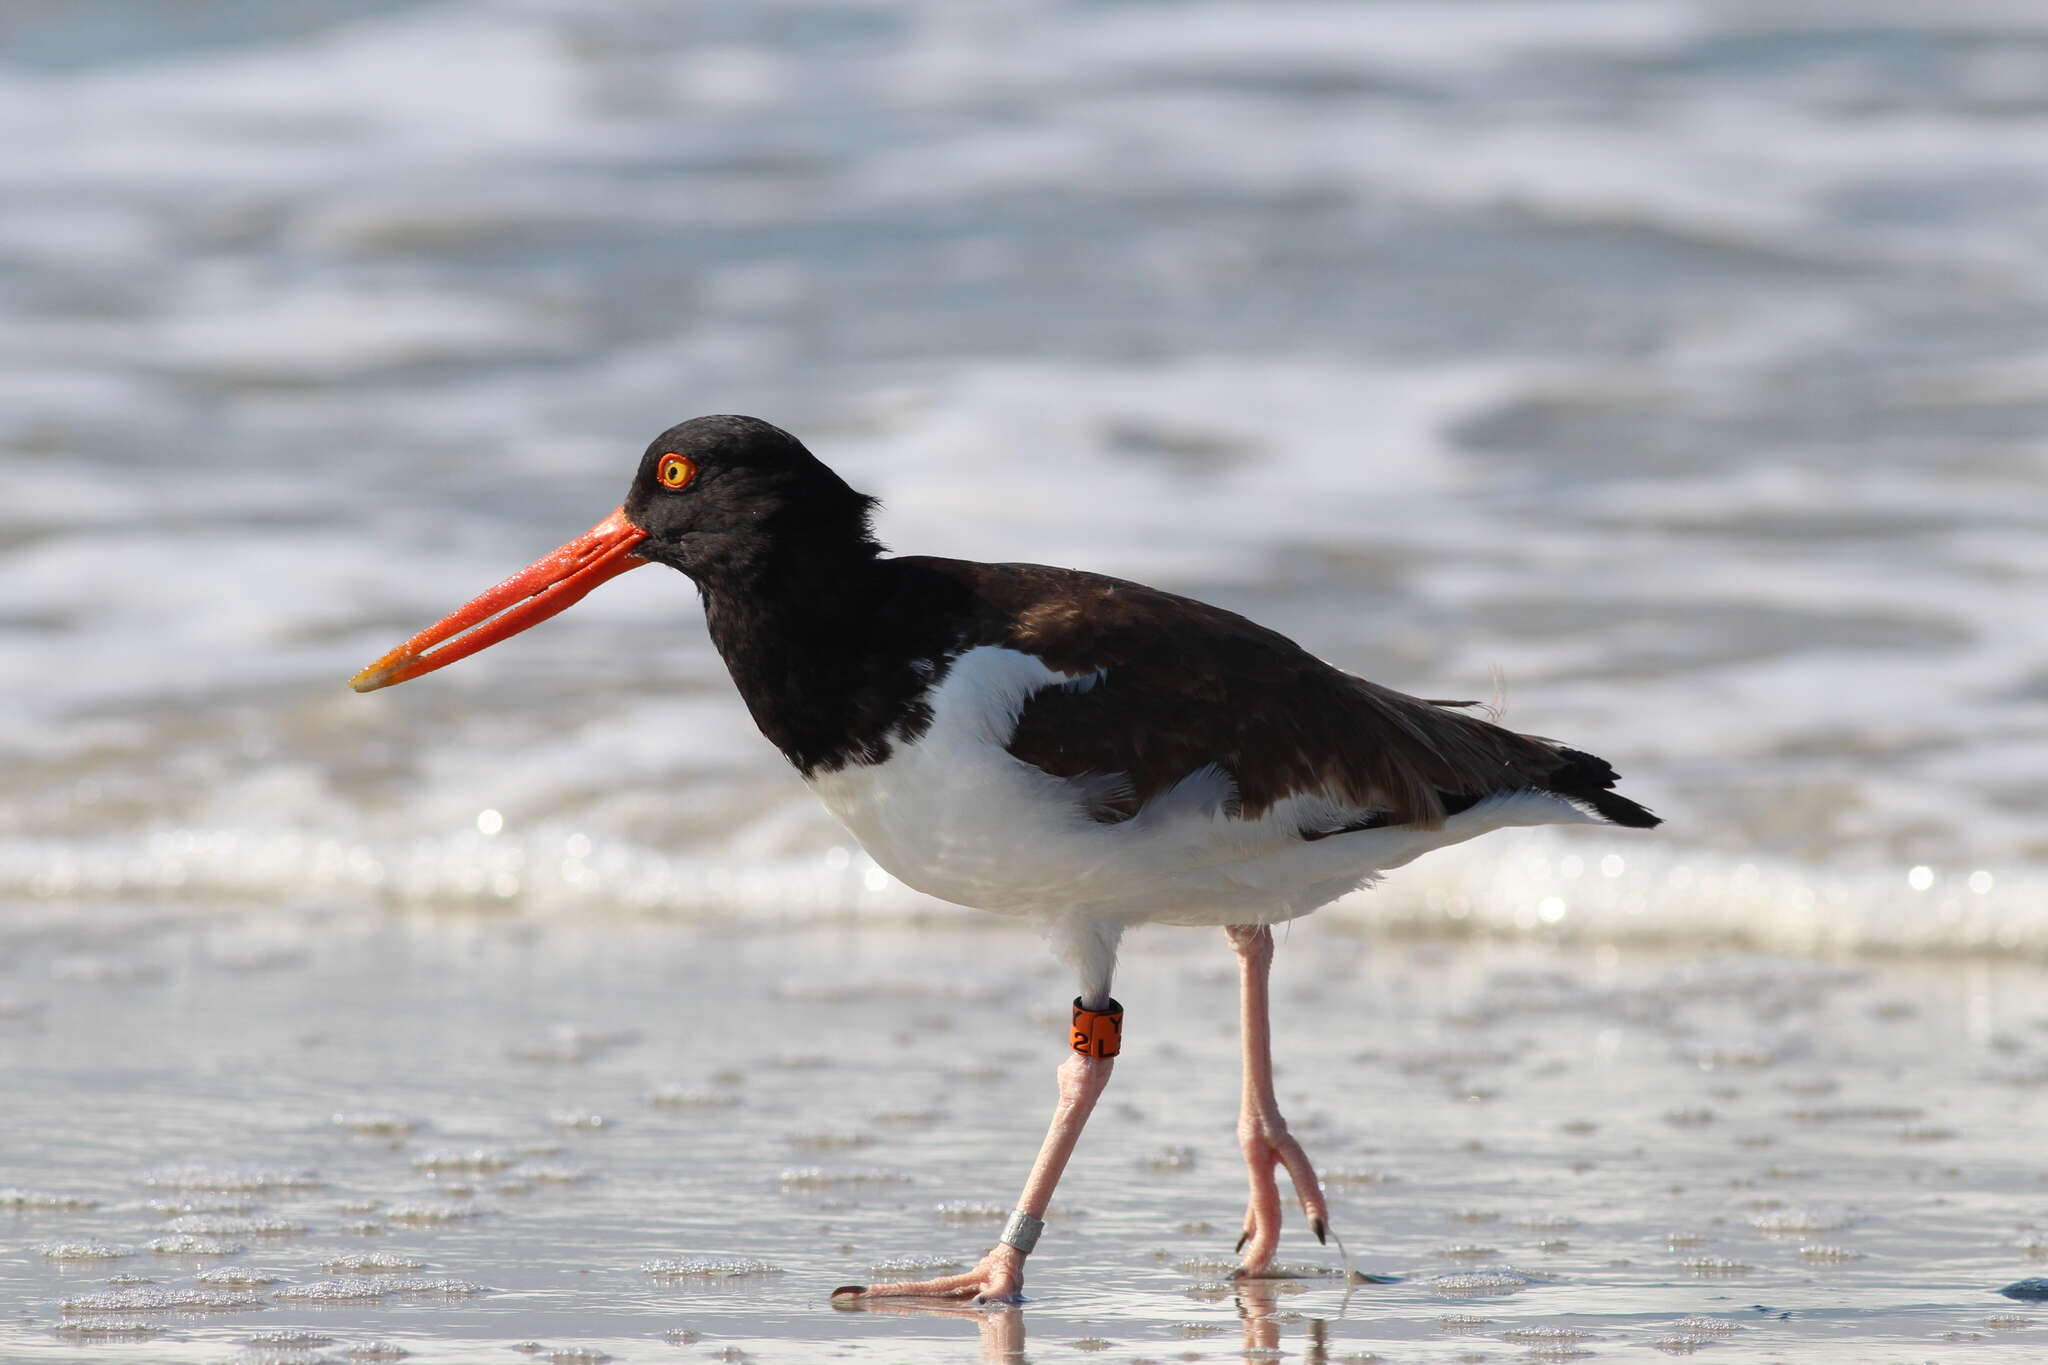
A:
656 454 697 490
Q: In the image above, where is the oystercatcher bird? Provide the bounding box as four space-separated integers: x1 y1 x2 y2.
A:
351 414 1658 1302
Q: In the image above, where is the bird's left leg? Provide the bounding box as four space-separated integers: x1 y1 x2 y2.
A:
1226 923 1331 1277
832 997 1121 1304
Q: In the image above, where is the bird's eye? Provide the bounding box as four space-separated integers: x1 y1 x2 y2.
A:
656 454 697 490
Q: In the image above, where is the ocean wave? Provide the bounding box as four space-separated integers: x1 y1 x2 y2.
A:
2 825 2039 961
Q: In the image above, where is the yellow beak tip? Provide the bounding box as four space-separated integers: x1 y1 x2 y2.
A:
348 664 396 693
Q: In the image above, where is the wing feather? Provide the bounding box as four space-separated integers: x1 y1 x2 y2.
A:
901 557 1622 830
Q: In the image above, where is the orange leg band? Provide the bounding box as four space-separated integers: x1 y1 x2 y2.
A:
1070 997 1124 1058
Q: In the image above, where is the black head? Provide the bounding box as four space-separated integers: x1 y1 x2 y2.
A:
621 415 881 579
348 415 881 694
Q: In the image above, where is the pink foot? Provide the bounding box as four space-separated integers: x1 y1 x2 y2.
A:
1234 1120 1331 1276
832 1244 1026 1304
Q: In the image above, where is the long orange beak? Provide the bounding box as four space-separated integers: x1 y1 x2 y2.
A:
350 507 648 693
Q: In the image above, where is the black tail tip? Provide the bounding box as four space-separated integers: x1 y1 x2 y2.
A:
1546 747 1660 829
1582 787 1661 829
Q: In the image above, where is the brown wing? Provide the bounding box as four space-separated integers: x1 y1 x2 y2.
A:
906 558 1590 830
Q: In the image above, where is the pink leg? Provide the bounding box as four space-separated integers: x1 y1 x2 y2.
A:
1227 924 1331 1276
833 1049 1115 1303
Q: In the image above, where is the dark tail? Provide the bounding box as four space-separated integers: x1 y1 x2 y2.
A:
1545 747 1661 829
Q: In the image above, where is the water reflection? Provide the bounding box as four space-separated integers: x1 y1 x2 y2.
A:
1237 1279 1335 1364
834 1282 1345 1364
832 1297 1026 1362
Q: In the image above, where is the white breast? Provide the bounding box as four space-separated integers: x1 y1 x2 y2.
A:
807 647 1123 912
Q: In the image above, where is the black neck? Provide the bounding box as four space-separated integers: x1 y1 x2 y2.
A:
694 547 909 775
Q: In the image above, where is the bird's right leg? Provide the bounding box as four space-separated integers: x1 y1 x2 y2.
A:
832 997 1122 1304
1227 923 1331 1276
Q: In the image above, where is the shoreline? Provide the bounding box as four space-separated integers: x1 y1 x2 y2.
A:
4 902 2047 1360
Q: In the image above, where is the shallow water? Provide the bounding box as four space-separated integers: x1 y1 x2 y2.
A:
6 907 2048 1362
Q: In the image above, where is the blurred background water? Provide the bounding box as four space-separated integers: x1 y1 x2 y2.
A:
3 0 2047 943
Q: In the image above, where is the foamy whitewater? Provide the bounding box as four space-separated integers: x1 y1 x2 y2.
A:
4 0 2048 953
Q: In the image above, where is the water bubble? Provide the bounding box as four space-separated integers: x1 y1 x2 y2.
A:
412 1148 516 1173
381 1277 488 1296
37 1242 135 1260
49 1321 165 1340
521 1164 591 1185
1752 1207 1853 1234
324 1252 425 1272
273 1280 393 1303
1436 1314 1496 1332
148 1196 258 1216
141 1164 320 1192
331 1110 423 1136
167 1214 305 1237
477 809 503 835
1798 1244 1863 1261
779 1166 909 1189
646 1084 740 1108
1679 1257 1752 1274
384 1200 484 1225
1426 1267 1544 1296
1172 1255 1239 1274
61 1287 263 1313
640 1258 782 1278
248 1333 336 1348
196 1266 287 1285
144 1235 244 1256
1666 1319 1737 1339
869 1255 963 1273
787 1130 872 1151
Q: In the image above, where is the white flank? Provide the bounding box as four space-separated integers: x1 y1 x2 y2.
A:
806 646 1597 934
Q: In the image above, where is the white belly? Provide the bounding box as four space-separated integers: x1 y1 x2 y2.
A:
806 645 1591 925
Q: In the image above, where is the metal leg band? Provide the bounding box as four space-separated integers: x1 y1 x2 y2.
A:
1070 996 1124 1058
998 1209 1045 1256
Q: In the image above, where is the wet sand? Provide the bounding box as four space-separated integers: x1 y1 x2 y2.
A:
5 901 2048 1363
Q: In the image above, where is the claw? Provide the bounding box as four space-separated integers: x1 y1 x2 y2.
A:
1311 1217 1328 1246
830 1285 866 1299
1235 1229 1251 1255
